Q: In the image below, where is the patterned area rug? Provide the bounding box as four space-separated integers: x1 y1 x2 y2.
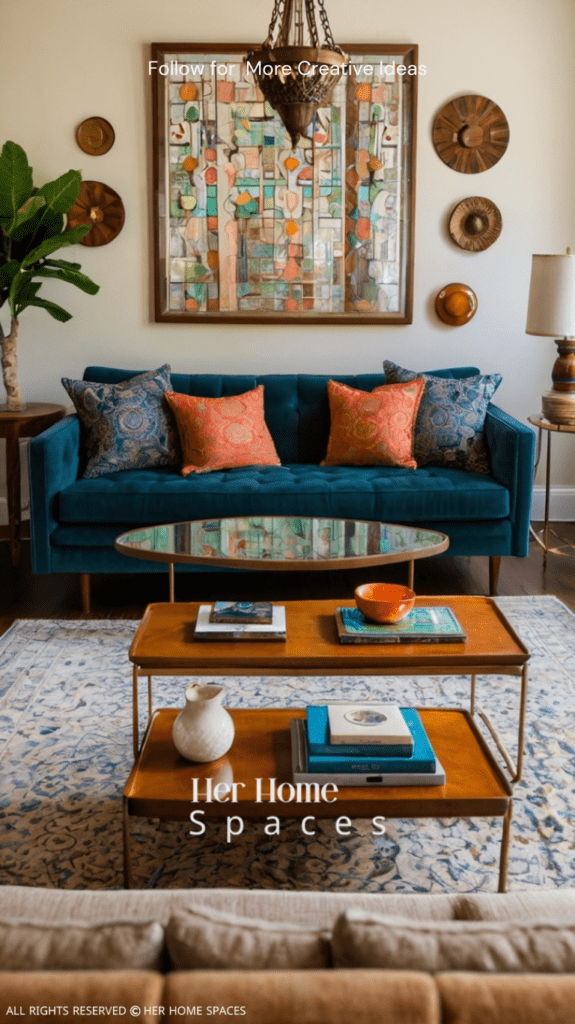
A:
1 596 574 892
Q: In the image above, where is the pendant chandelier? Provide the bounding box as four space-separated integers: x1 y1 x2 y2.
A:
248 0 348 148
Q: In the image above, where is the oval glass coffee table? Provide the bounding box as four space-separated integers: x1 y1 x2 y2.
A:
115 517 449 601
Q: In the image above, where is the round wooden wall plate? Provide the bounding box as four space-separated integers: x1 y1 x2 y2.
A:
435 283 478 326
67 181 125 246
449 196 502 251
76 117 115 155
433 95 509 173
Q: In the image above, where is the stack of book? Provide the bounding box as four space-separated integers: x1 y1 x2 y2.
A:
335 605 467 644
290 703 445 786
193 602 287 641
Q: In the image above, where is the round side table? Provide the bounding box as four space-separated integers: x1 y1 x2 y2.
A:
528 413 575 568
0 403 66 567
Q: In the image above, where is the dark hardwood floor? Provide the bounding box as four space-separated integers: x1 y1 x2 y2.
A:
1 524 574 635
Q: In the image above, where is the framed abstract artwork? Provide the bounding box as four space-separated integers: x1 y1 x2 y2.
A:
151 43 418 324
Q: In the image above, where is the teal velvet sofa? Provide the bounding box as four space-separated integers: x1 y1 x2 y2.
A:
28 365 535 612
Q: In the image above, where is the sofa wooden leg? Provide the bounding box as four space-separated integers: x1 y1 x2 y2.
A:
80 573 91 614
489 556 501 596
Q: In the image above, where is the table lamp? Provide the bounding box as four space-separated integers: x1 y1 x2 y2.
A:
526 248 575 424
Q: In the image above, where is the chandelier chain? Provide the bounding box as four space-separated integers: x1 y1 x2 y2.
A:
264 0 287 48
263 0 343 53
316 0 342 52
304 0 320 47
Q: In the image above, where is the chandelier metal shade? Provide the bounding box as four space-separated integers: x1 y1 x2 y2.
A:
248 0 348 148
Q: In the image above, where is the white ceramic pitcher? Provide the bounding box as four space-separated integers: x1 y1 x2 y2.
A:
172 683 235 762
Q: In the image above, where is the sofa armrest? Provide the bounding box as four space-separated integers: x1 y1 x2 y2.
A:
484 405 535 556
28 414 81 572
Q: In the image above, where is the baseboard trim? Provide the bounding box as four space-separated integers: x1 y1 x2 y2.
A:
531 487 575 523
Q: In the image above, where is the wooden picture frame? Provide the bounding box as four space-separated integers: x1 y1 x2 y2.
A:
151 42 418 325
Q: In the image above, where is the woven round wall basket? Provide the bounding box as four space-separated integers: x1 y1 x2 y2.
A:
67 181 125 246
449 197 503 252
433 94 509 174
435 283 478 326
76 117 115 156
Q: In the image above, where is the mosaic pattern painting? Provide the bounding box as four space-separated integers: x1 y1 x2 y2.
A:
152 45 416 322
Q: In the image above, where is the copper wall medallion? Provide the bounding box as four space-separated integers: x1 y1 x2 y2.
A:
76 117 115 155
449 196 502 251
67 181 125 246
433 95 509 173
435 283 477 326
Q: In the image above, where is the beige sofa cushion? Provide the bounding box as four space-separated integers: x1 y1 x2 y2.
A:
164 969 440 1024
0 885 461 929
0 971 163 1024
332 911 575 973
436 972 575 1024
457 891 575 922
0 919 164 970
166 905 330 969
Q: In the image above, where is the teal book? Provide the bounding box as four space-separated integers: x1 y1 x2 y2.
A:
305 708 436 774
336 606 467 644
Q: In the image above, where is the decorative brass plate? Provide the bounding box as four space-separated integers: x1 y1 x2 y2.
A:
433 95 509 173
449 196 502 251
67 181 125 246
435 283 478 326
76 117 115 156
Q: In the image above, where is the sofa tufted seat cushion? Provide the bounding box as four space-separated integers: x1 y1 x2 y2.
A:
56 464 510 525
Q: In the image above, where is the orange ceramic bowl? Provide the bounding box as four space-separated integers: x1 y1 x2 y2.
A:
354 583 416 624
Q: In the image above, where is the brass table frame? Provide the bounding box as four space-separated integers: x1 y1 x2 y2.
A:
128 598 529 785
123 706 514 892
528 414 575 568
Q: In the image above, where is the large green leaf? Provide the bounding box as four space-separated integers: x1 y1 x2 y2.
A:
33 265 99 295
0 260 20 288
8 194 46 234
21 224 91 267
37 170 82 214
8 267 33 314
10 207 64 250
0 142 33 220
13 279 42 314
26 295 73 321
43 257 82 270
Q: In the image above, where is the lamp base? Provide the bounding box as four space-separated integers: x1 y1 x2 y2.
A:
541 390 575 425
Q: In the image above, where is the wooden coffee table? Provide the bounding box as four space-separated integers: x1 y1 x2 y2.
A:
128 596 529 782
122 706 513 891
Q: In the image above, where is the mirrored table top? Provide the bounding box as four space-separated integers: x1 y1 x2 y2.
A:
115 517 449 571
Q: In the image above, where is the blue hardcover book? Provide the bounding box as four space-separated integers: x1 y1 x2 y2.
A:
306 705 413 758
305 708 436 774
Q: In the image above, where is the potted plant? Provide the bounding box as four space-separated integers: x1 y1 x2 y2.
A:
0 141 99 411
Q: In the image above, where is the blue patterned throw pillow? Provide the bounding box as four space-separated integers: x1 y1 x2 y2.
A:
62 365 180 478
382 361 502 473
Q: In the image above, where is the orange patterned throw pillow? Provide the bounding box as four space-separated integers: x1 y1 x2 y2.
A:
165 386 281 475
321 378 425 469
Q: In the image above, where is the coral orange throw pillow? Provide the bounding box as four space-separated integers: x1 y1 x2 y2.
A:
321 378 425 469
165 386 281 475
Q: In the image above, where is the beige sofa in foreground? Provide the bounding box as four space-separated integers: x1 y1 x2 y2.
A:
2 886 575 1024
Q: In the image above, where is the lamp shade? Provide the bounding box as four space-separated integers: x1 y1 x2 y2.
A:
526 253 575 337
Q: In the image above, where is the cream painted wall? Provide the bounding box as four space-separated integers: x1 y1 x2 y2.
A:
2 0 575 503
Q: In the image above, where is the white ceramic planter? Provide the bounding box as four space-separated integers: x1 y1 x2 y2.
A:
172 683 235 762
